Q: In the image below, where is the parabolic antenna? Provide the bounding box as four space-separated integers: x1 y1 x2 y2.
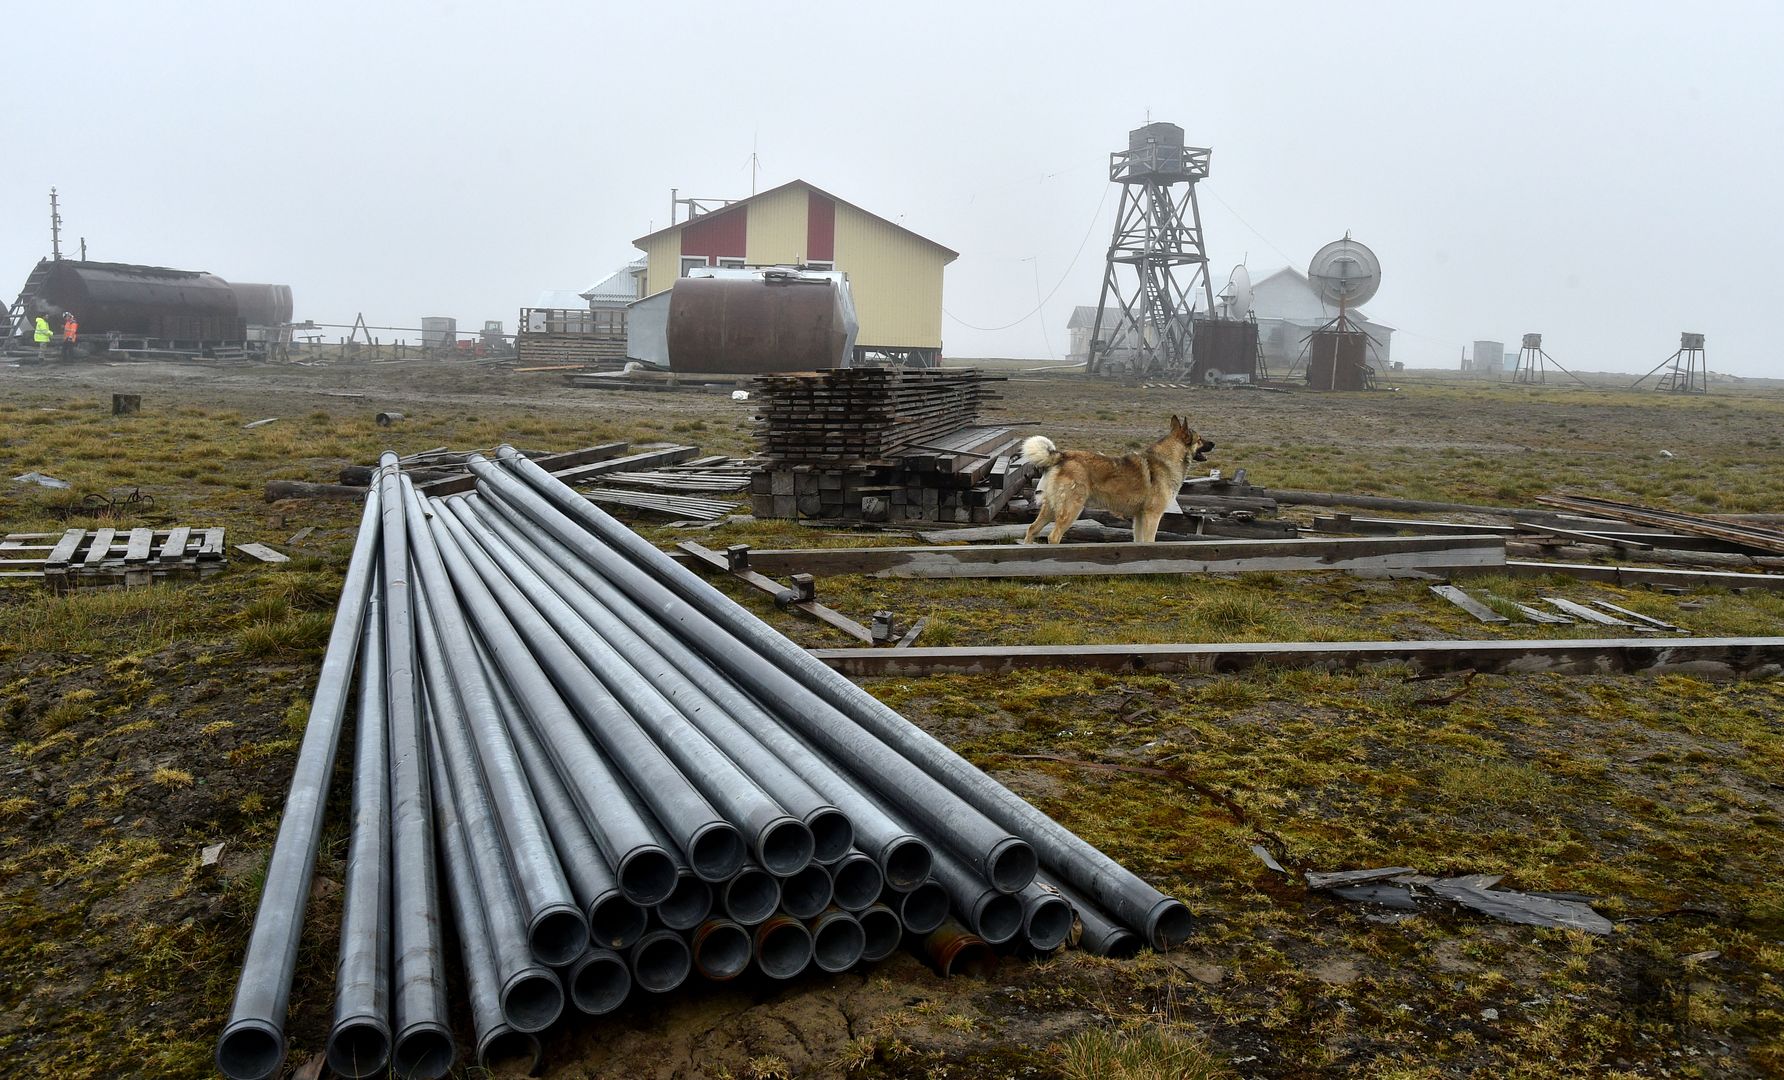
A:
1217 265 1253 319
1307 236 1380 309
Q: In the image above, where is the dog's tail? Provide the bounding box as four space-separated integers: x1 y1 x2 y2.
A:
1020 435 1061 470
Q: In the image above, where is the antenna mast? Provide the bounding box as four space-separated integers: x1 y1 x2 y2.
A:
49 188 62 261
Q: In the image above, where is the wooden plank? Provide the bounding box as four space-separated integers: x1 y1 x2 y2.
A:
159 527 191 564
1496 560 1784 592
198 528 227 558
728 535 1507 580
1542 597 1652 630
84 527 117 566
1505 600 1573 625
45 528 86 569
235 542 290 564
811 637 1784 679
1590 600 1683 633
550 445 701 486
678 542 873 644
1429 585 1508 623
420 441 632 496
1516 522 1653 551
124 529 154 563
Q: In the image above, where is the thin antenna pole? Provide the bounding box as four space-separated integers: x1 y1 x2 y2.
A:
80 237 87 261
750 130 760 195
670 187 678 225
49 188 62 261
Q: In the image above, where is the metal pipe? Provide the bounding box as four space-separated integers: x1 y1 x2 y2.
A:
478 640 645 949
886 880 950 935
477 1031 542 1077
827 852 885 913
656 869 715 931
923 919 997 978
778 863 834 920
325 579 391 1080
807 908 866 973
564 947 632 1016
857 903 903 962
752 915 814 980
691 918 753 981
1018 882 1074 953
720 864 782 925
1046 877 1142 958
415 593 566 1032
472 486 931 889
491 448 1188 947
216 487 382 1080
928 845 1022 946
428 691 562 1058
376 459 455 1080
400 488 676 906
438 497 809 878
403 480 587 966
630 929 693 993
458 498 855 865
422 492 743 884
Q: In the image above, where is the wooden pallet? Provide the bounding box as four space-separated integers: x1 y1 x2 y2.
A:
0 527 226 589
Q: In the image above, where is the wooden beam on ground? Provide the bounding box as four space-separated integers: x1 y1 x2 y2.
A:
1516 522 1653 551
725 535 1506 580
678 541 873 644
1542 597 1653 630
1496 560 1784 592
84 528 116 566
810 637 1784 679
1429 585 1508 623
548 445 701 487
420 441 632 496
158 527 191 565
45 528 85 570
235 543 290 564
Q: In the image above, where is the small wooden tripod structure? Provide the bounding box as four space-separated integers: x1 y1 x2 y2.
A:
1514 332 1593 387
1632 332 1708 393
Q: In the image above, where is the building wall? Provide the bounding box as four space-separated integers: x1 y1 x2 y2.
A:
741 185 808 266
642 232 682 296
834 205 946 349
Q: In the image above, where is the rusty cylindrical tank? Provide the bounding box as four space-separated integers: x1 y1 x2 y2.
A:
664 272 857 374
31 259 240 337
228 283 294 328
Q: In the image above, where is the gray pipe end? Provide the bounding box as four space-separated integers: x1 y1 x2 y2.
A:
877 834 934 893
656 871 715 931
1087 925 1144 959
895 879 950 935
391 1021 455 1080
1023 895 1075 952
631 929 694 993
589 891 650 949
476 1027 542 1075
757 815 816 878
1145 897 1194 950
692 919 753 981
568 948 633 1015
216 1018 284 1080
753 917 815 980
723 866 783 925
500 966 566 1033
528 903 591 968
805 807 854 865
809 910 867 972
779 863 835 920
972 890 1024 945
857 903 904 961
829 853 884 912
615 845 680 906
689 821 746 883
985 836 1039 895
324 1015 391 1079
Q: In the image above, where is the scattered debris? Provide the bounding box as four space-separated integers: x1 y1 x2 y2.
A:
375 411 404 426
1406 668 1478 706
1682 949 1720 964
286 526 317 545
234 542 289 564
1250 844 1288 875
1429 584 1508 623
1307 867 1614 934
1542 596 1658 631
1589 599 1685 632
243 417 281 429
13 471 69 489
201 842 226 867
112 393 142 415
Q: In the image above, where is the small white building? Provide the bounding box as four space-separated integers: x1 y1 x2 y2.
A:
1248 267 1393 372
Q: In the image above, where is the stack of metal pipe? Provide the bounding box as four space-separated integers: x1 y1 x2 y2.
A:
215 447 1191 1080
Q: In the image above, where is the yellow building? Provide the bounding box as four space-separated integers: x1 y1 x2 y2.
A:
633 179 958 365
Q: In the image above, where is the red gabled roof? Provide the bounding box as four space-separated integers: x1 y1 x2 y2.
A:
632 179 958 261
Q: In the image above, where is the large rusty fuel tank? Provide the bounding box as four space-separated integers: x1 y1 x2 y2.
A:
665 267 858 373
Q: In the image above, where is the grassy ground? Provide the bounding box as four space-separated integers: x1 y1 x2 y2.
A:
0 360 1780 1078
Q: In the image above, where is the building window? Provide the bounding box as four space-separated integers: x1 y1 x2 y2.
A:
679 256 707 278
805 260 834 271
716 257 746 269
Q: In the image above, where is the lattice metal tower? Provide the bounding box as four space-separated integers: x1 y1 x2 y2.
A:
1086 123 1216 377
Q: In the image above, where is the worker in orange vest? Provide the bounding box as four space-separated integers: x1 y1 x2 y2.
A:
61 312 78 360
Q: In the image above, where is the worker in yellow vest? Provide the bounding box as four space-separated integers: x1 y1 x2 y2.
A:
61 312 78 360
33 315 52 359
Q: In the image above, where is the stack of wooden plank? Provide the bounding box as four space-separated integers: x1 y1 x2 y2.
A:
750 423 1032 523
0 527 226 590
752 369 1003 463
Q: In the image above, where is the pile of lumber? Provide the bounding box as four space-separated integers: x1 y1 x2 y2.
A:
753 368 1002 463
1 526 226 589
750 424 1031 523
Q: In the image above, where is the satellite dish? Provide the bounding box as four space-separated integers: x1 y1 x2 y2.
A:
1307 236 1380 310
1216 265 1252 319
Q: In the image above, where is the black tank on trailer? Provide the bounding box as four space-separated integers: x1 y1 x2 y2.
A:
16 259 247 344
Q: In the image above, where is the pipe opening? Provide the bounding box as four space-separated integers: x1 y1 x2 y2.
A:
986 838 1039 895
722 866 782 925
811 913 866 973
325 1021 390 1080
857 904 903 961
1093 928 1144 959
589 894 649 949
689 822 746 883
501 970 565 1033
656 872 714 931
569 951 632 1015
880 837 933 892
753 919 814 980
631 931 693 993
938 937 996 979
617 847 680 906
216 1022 284 1080
806 808 854 865
1025 896 1074 952
779 864 834 920
830 855 883 912
391 1027 455 1080
693 920 752 980
974 892 1023 945
758 817 816 878
477 1029 542 1075
529 906 591 968
1147 899 1193 950
897 880 950 934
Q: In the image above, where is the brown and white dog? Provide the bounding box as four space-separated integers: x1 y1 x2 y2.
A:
1019 416 1215 543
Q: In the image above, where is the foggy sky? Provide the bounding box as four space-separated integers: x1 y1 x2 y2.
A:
10 1 1782 376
